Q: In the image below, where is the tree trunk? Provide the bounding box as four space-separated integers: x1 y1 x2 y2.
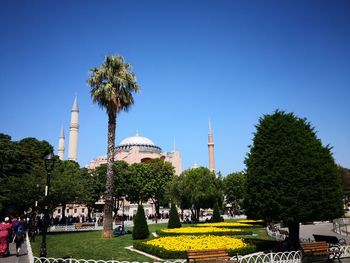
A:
287 221 300 250
155 200 160 224
103 114 116 238
196 208 200 221
87 206 92 221
62 203 66 224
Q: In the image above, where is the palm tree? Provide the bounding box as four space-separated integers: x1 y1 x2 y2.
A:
87 55 139 238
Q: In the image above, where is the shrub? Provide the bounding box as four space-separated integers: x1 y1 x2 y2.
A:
211 202 221 222
168 202 181 229
132 204 149 240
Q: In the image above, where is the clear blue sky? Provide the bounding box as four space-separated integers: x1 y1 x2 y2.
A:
1 0 349 175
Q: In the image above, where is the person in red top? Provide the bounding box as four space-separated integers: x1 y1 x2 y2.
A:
0 217 12 257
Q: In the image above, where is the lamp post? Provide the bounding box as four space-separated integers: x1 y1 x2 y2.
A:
39 153 55 258
29 183 40 242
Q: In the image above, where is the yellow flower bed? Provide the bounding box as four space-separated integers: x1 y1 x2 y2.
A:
199 222 253 227
145 235 248 251
238 219 264 223
160 226 241 234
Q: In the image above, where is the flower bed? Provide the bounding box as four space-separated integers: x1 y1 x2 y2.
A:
198 222 254 228
158 226 252 236
237 219 265 225
134 235 256 259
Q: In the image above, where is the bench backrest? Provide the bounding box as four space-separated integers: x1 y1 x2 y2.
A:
300 241 329 254
186 248 229 262
313 234 339 244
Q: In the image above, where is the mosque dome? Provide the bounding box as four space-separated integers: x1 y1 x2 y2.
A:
119 133 156 147
116 133 161 153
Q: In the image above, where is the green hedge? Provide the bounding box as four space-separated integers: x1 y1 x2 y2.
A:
133 239 256 259
157 229 253 236
245 238 279 251
134 240 186 259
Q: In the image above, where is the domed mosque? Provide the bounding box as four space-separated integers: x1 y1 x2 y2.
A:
87 132 182 175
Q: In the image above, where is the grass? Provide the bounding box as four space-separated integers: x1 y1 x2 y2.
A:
31 223 168 261
31 221 274 261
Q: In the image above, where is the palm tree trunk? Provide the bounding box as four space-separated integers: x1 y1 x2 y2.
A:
102 114 116 238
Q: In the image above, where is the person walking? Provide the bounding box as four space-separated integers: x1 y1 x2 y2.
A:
0 217 12 257
13 216 26 257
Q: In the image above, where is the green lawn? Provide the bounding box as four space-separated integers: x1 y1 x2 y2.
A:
31 223 168 261
30 222 273 261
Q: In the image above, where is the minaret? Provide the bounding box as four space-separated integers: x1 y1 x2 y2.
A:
57 125 65 160
171 137 182 175
208 119 215 172
68 96 79 161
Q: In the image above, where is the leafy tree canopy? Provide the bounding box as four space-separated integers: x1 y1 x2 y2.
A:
0 134 53 215
244 110 343 248
170 167 223 220
223 172 246 211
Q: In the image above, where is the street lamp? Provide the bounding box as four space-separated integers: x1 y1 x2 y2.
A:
40 153 55 258
29 183 40 242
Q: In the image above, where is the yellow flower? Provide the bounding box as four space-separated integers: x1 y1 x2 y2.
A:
198 222 253 227
237 219 264 223
145 235 248 251
160 227 241 234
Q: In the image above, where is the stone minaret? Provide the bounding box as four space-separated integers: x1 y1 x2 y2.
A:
57 126 65 160
208 119 215 172
68 96 79 161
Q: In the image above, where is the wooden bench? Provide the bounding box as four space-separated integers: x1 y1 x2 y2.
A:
313 234 347 246
300 241 332 262
186 248 230 262
74 222 95 229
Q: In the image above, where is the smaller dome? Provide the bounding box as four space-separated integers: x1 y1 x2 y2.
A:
119 133 156 147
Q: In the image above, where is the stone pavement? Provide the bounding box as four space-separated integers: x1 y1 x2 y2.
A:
0 241 30 263
282 222 350 243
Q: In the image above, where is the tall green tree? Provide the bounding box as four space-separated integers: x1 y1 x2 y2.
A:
143 158 174 221
223 172 246 215
245 110 343 249
50 160 86 219
171 167 223 221
126 163 151 204
168 174 192 215
112 161 129 218
82 167 105 220
87 55 139 238
339 166 350 203
0 134 53 215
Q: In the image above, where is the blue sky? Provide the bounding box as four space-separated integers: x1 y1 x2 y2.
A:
1 0 349 175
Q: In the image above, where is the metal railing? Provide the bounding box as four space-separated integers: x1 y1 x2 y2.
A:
49 225 102 232
333 218 350 236
33 258 186 263
236 251 302 263
33 251 303 263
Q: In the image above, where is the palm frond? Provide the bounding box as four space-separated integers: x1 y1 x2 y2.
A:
87 55 139 116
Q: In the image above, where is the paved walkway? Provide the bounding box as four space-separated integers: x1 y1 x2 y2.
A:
282 221 350 243
0 241 30 263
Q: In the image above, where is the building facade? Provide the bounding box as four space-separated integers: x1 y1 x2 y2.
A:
87 132 182 175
